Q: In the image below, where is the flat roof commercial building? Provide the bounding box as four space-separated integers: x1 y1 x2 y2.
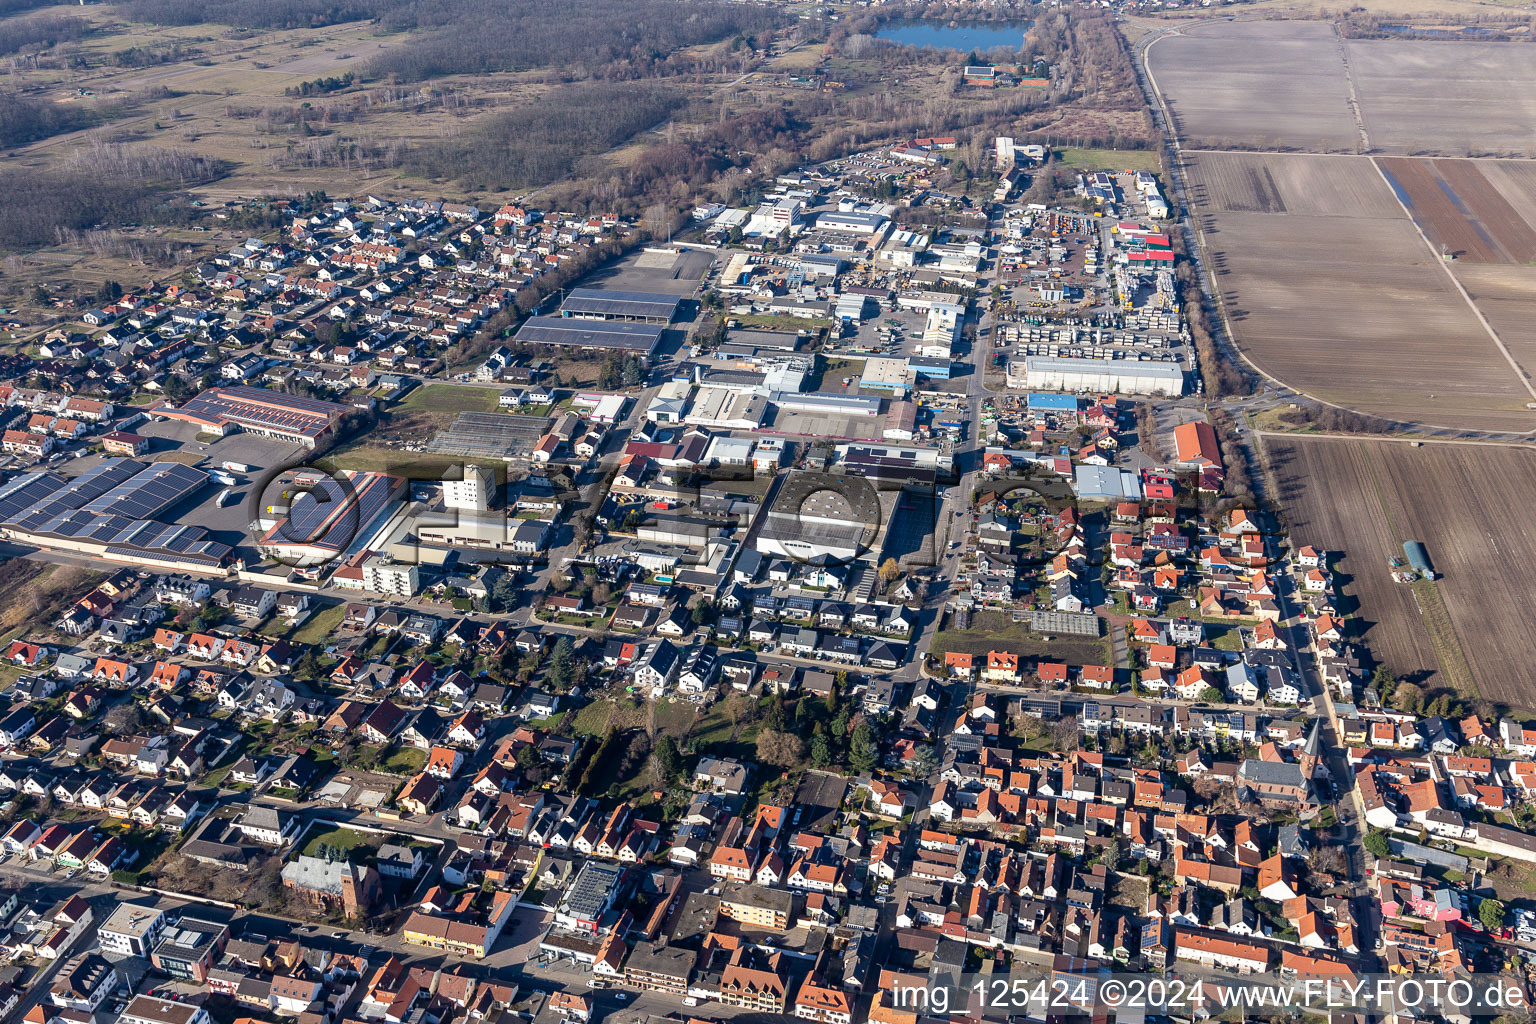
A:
515 316 666 357
757 470 880 565
160 386 350 449
560 288 682 323
257 470 404 566
685 389 767 430
858 357 910 396
1009 356 1185 397
0 459 233 572
769 392 883 417
557 860 625 934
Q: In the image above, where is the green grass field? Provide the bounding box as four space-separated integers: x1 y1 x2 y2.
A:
400 384 503 414
382 747 427 775
1055 147 1163 174
289 602 346 646
302 825 376 859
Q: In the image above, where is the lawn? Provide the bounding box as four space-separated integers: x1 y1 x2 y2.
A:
381 747 427 775
399 383 502 414
289 602 347 646
1055 147 1163 174
1211 627 1245 652
302 826 376 859
318 445 509 477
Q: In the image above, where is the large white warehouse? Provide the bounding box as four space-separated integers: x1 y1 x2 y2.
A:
1008 356 1185 397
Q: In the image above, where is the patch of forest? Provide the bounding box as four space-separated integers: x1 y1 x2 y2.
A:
0 143 223 249
404 82 685 189
0 12 89 57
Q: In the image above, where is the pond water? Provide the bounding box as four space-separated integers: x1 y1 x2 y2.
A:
874 20 1032 52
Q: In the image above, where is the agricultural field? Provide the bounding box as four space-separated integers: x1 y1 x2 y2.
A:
1348 40 1536 158
1146 22 1361 152
1266 434 1536 709
1184 151 1534 430
1450 264 1536 379
1149 23 1536 158
1184 150 1399 217
1377 157 1536 264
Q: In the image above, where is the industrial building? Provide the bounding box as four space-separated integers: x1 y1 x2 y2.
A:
1074 465 1144 501
768 392 883 417
884 401 917 441
836 442 953 486
159 386 350 449
514 316 667 358
1008 356 1185 397
816 210 887 235
685 389 767 431
559 288 682 324
0 459 233 572
858 357 911 396
757 471 879 565
256 470 404 566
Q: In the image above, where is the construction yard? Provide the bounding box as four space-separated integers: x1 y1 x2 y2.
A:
1266 434 1536 709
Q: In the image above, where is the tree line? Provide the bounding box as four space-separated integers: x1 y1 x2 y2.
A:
0 144 223 250
0 12 89 58
286 72 355 97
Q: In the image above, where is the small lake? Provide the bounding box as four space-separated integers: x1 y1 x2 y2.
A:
875 20 1032 53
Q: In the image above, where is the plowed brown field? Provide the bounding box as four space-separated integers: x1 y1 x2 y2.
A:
1268 435 1536 708
1379 157 1536 264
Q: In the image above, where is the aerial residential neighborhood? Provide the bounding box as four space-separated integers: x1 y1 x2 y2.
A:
0 0 1529 1023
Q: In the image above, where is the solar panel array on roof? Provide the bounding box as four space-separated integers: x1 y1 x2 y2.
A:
16 511 231 566
515 316 666 355
0 458 232 569
261 471 398 554
560 288 682 321
81 462 208 520
0 471 66 523
168 385 348 440
2 458 146 532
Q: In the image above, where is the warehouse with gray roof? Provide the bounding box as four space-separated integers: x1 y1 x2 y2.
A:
560 287 682 323
515 316 667 357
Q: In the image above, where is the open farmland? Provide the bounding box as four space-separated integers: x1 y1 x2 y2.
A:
1184 151 1535 430
1185 150 1399 217
1377 157 1536 264
1267 434 1536 709
1450 265 1536 382
1146 22 1360 152
1348 40 1536 158
1149 22 1536 158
